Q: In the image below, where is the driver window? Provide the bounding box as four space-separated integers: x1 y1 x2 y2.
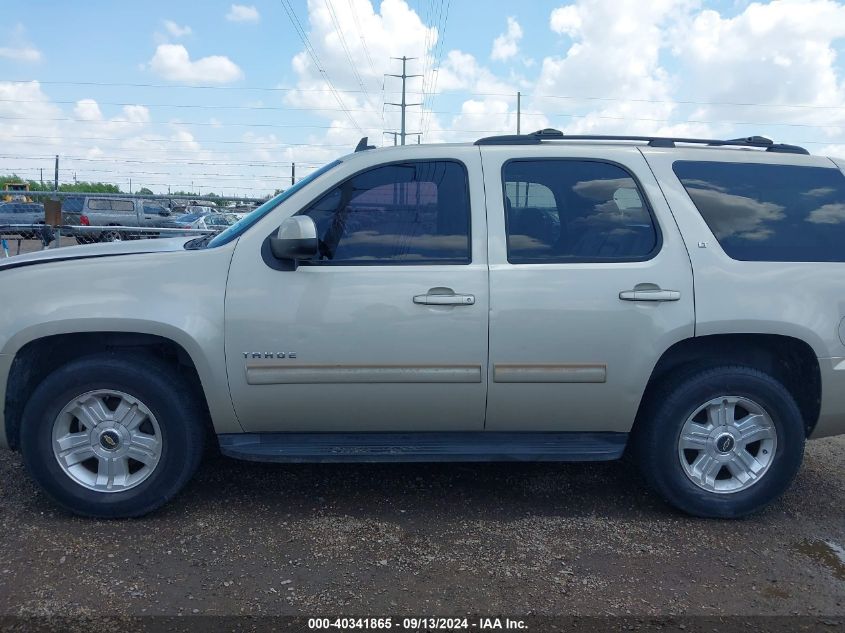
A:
299 160 471 264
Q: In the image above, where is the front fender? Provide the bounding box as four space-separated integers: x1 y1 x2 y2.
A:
0 245 242 445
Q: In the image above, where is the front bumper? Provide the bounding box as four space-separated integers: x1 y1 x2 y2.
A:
0 353 11 449
812 357 845 439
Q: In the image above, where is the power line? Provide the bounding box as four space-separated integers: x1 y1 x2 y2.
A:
0 79 366 93
0 154 328 167
0 98 416 113
279 0 364 134
324 0 377 113
0 132 359 146
1 165 316 182
0 102 845 131
6 78 845 111
346 0 378 79
416 0 434 130
421 0 448 136
0 113 384 130
3 130 842 149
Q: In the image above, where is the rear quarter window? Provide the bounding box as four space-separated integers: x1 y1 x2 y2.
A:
112 200 135 212
673 160 845 262
87 199 111 211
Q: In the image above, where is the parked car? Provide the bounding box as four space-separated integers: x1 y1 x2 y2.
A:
63 196 172 243
0 202 45 238
161 212 234 232
185 205 217 215
1 130 844 519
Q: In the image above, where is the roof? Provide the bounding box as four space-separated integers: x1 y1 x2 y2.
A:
350 130 810 157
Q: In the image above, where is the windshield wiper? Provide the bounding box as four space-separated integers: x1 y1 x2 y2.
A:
184 233 215 250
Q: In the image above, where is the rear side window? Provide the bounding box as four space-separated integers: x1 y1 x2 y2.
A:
87 199 110 210
673 161 845 262
300 160 471 264
503 159 658 263
87 199 134 212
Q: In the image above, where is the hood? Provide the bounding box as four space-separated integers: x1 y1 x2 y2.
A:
0 236 193 271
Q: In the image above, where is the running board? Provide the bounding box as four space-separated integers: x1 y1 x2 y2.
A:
217 432 628 463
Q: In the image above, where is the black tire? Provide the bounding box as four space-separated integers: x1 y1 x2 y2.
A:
20 352 205 518
634 365 805 518
100 229 122 243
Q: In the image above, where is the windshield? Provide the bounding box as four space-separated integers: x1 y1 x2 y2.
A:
176 212 202 222
206 159 342 248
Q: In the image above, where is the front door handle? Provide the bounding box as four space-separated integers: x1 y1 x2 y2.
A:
619 288 681 302
413 287 475 306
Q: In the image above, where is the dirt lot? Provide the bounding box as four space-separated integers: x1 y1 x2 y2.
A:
0 435 842 619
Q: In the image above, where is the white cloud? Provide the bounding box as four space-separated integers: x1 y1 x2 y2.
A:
669 0 845 130
73 99 103 121
284 0 437 146
0 24 41 62
0 46 40 62
226 4 260 23
0 81 287 197
549 5 582 37
534 0 689 136
147 44 244 84
491 17 523 61
163 20 192 38
6 0 845 200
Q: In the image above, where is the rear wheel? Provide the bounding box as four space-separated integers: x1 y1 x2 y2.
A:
634 365 805 518
20 353 205 518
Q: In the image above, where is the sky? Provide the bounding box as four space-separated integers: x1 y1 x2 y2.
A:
0 0 844 197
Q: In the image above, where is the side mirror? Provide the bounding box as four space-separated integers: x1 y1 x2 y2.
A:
270 216 319 261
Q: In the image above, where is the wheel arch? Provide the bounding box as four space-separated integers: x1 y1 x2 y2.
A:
3 323 238 450
636 333 821 438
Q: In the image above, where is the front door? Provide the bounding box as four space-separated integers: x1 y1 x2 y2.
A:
480 145 695 433
225 152 489 432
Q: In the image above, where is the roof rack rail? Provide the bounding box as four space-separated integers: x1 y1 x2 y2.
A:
474 129 809 155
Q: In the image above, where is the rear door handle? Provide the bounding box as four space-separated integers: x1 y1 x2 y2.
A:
619 288 681 302
413 287 476 306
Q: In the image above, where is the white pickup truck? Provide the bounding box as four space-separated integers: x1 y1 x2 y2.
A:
1 130 844 519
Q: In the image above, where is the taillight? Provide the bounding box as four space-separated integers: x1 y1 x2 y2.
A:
80 214 90 226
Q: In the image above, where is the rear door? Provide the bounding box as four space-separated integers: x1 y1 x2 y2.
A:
480 145 695 433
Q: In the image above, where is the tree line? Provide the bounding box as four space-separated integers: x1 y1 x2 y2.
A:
0 175 262 204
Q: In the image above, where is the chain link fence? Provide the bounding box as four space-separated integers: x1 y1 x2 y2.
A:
0 190 261 255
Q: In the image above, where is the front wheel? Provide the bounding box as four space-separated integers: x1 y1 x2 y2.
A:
20 353 206 518
634 366 805 518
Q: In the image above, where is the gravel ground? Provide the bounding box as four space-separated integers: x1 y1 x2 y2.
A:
0 436 842 618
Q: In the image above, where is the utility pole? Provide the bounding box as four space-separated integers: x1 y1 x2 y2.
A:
53 155 58 191
384 131 399 146
386 56 422 145
40 167 43 186
517 91 521 135
291 162 296 185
